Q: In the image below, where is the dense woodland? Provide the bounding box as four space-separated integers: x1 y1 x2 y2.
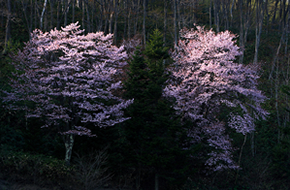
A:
1 0 290 190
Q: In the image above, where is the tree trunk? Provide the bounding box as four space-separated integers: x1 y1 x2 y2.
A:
209 0 212 28
163 0 167 43
86 0 91 32
177 0 181 30
136 165 141 190
35 0 37 29
275 60 281 143
82 0 85 29
127 0 131 38
271 0 279 28
30 0 32 32
253 0 264 64
72 0 75 23
50 0 54 30
64 133 75 165
192 0 196 24
109 0 114 34
64 0 67 26
134 0 140 36
57 0 60 29
230 0 234 28
143 0 146 45
239 0 244 64
213 0 219 32
123 0 127 38
223 1 229 30
243 0 251 45
155 173 159 190
3 0 11 54
113 0 119 44
174 0 177 46
44 3 48 31
98 2 104 31
251 131 255 157
40 0 48 30
21 0 32 39
269 25 285 80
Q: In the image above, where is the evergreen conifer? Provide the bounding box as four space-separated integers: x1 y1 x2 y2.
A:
122 30 188 189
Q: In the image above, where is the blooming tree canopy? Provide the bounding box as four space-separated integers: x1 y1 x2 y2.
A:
164 26 268 171
4 22 133 164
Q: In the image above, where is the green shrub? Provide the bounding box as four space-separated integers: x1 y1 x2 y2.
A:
0 148 74 183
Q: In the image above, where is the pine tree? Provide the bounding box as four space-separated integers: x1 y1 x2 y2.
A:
122 30 188 189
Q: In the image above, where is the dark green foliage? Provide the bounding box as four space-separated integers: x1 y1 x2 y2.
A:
0 148 73 184
267 85 290 187
118 29 189 188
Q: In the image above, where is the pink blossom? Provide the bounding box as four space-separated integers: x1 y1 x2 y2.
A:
165 26 268 171
4 22 133 137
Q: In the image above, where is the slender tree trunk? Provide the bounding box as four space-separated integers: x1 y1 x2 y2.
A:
72 0 75 23
21 0 32 39
253 0 264 64
44 3 48 31
174 0 177 46
40 0 48 30
213 0 219 32
223 1 229 30
113 0 119 44
64 133 75 165
155 173 159 190
98 2 104 31
91 0 95 32
123 0 127 38
209 0 212 28
192 0 196 24
86 0 91 32
136 164 141 190
82 0 85 29
3 0 11 54
163 0 167 43
127 0 131 38
143 0 146 45
177 0 181 30
269 22 286 80
35 0 37 29
57 0 60 29
64 0 67 26
276 60 281 143
279 0 287 31
265 0 269 33
271 0 279 28
235 134 247 184
251 131 255 157
109 0 114 34
30 0 32 32
134 0 140 35
50 0 54 29
104 12 108 33
243 0 251 45
239 0 244 64
230 0 234 28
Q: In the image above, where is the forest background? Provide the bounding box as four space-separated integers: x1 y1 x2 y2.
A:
0 0 290 189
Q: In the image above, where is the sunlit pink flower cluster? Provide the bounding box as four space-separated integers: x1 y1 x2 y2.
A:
4 22 133 136
165 26 268 171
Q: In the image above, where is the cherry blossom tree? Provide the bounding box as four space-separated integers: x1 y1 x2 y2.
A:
3 22 133 165
164 26 268 171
